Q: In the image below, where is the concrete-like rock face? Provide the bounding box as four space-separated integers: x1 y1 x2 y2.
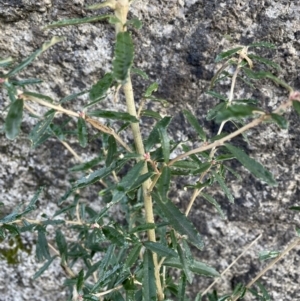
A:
1 1 300 300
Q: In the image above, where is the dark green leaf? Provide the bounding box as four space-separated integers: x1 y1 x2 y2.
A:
5 99 24 140
7 37 64 77
68 156 102 172
158 167 171 201
259 250 280 261
105 136 117 166
215 104 263 123
177 244 193 284
144 82 158 97
102 226 125 246
215 153 235 162
33 256 57 280
125 244 142 268
77 117 88 148
289 206 300 211
212 171 234 203
248 42 275 49
153 192 204 250
129 223 156 234
292 101 300 116
108 16 121 24
206 102 226 121
224 143 277 186
191 162 211 175
131 67 148 79
88 73 114 105
178 271 187 301
29 111 55 148
183 109 206 141
60 90 89 104
270 113 288 129
141 110 161 120
10 78 43 86
44 15 111 29
55 229 68 262
26 186 44 212
256 282 271 301
126 18 143 29
224 165 242 181
143 249 156 301
87 109 138 122
201 192 225 218
215 47 243 62
77 270 85 291
22 91 53 102
247 54 280 70
206 91 227 101
113 32 134 82
144 241 177 258
3 81 17 102
1 224 20 236
232 283 246 299
129 171 154 192
172 160 200 170
36 227 50 262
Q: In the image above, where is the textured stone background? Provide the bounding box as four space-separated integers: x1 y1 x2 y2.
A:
1 0 300 300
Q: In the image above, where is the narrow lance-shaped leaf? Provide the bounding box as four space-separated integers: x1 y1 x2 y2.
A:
77 117 88 148
5 99 24 140
224 143 277 186
158 166 171 201
105 136 117 167
143 249 156 301
44 15 111 29
113 32 134 82
201 192 225 219
212 171 234 203
183 109 206 141
33 256 57 280
153 192 204 250
293 101 300 117
177 244 193 284
215 47 243 62
7 37 64 77
87 109 138 122
22 91 53 103
144 241 177 258
76 270 85 292
125 243 142 268
36 227 50 262
0 56 13 67
270 113 288 129
55 229 68 262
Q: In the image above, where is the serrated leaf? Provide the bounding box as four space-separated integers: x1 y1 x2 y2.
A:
36 227 50 262
129 171 154 192
7 37 64 77
215 153 235 162
22 91 53 103
225 143 277 186
212 171 234 203
143 249 156 301
270 113 288 129
144 82 159 97
247 54 280 70
129 223 156 234
144 241 177 258
125 244 142 268
88 73 114 106
87 109 138 122
29 111 55 148
183 109 206 141
292 101 300 116
126 18 143 29
158 167 171 201
215 47 243 62
131 67 148 79
113 32 134 82
5 99 24 140
44 15 111 29
33 256 57 280
153 192 204 250
55 229 68 262
102 226 125 246
201 192 225 218
215 104 263 123
191 162 211 175
206 102 226 121
105 136 117 166
77 117 88 148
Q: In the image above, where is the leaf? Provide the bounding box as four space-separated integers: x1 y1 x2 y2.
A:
144 241 177 258
248 42 275 49
77 117 88 148
206 102 226 121
126 18 143 29
102 226 125 246
7 37 64 77
191 162 211 175
215 47 243 62
113 32 134 82
55 229 68 262
143 249 157 301
68 156 102 172
76 270 85 291
259 250 280 261
215 104 263 123
153 192 204 250
183 109 206 141
172 160 200 170
131 67 148 79
105 136 117 167
88 73 114 106
125 244 142 268
201 192 225 218
5 99 24 140
60 90 89 104
270 113 288 129
177 244 193 284
22 91 53 103
144 82 159 97
178 271 187 301
0 56 13 67
10 78 43 86
163 258 220 277
289 206 300 211
29 111 55 148
33 256 57 280
129 223 156 234
247 54 280 70
292 101 300 116
212 171 234 203
44 15 111 29
87 109 138 122
25 186 44 212
206 91 227 101
224 143 277 186
158 167 171 201
36 227 50 262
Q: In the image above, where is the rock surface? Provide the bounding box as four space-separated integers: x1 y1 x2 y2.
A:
1 0 300 300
